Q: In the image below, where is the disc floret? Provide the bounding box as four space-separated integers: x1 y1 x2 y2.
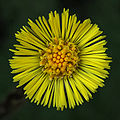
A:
40 38 79 80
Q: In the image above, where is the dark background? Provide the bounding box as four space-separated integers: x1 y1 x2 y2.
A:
0 0 119 120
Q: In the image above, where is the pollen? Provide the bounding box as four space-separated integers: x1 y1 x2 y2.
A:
58 51 62 55
39 39 79 80
60 58 64 62
56 59 60 63
57 56 60 59
53 58 56 62
53 53 57 57
61 54 65 58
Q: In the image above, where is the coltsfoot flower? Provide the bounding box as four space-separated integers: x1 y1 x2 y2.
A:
9 9 112 110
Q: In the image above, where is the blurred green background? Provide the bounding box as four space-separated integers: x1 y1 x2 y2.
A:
0 0 119 120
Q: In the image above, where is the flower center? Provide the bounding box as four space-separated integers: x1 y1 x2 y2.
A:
39 38 79 80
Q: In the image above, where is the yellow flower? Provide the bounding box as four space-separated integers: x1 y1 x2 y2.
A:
9 9 112 110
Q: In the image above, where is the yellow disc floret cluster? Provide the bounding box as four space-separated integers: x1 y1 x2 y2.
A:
40 38 79 80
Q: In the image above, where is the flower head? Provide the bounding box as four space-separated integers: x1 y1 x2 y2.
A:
9 9 112 110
